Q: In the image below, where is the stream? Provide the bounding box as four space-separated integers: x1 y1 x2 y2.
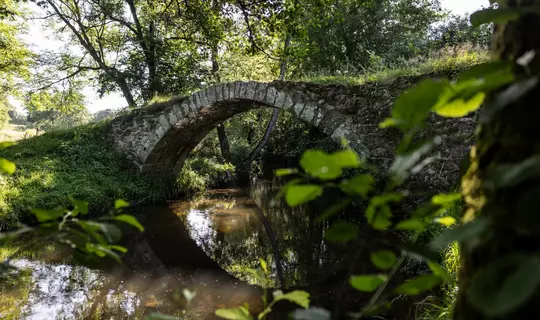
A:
0 180 354 319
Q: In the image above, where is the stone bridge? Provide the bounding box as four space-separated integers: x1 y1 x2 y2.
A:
108 77 475 188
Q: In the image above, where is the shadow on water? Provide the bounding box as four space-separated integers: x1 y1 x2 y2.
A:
1 180 371 319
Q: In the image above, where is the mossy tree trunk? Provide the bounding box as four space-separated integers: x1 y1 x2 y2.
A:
456 1 540 319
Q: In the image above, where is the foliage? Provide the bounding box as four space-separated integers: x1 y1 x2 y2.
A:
0 0 32 127
287 0 445 75
274 8 525 316
0 122 170 230
303 45 488 85
177 156 236 195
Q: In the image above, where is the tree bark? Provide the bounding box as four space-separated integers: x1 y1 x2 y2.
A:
243 34 290 168
243 109 280 166
455 2 540 319
217 124 231 162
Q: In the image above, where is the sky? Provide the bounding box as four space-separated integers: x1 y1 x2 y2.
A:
18 0 490 114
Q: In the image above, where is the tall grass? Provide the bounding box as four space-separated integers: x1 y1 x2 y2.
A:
303 45 489 85
415 241 460 320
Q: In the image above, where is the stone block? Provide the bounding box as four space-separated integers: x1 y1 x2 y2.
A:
215 84 223 101
265 86 278 105
180 100 189 117
198 90 209 106
254 83 268 102
187 95 196 113
227 82 235 99
246 81 257 100
238 82 248 99
234 81 243 98
294 102 305 116
301 103 316 123
314 108 325 126
137 147 149 163
275 91 287 108
155 126 166 141
168 109 178 126
284 95 294 110
207 86 217 104
158 114 170 129
331 123 350 140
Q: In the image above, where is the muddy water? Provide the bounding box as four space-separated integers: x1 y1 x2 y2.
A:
0 181 351 319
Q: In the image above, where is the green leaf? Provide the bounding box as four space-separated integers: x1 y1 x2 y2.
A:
428 261 452 283
114 199 130 209
391 139 439 182
78 221 122 243
30 207 66 223
274 290 310 308
93 244 122 263
109 245 128 253
349 274 387 292
435 217 457 227
299 150 342 180
394 274 442 295
459 61 512 81
379 118 398 129
0 158 16 174
246 267 268 288
433 92 485 118
366 193 403 231
366 204 392 230
340 174 374 196
292 307 331 320
324 221 358 243
259 258 268 273
371 250 397 270
362 302 392 317
432 193 462 205
276 178 304 199
115 214 144 232
467 255 540 317
470 8 521 27
315 199 353 223
70 198 89 216
275 168 297 177
215 306 253 320
395 219 426 232
386 79 448 130
402 243 439 262
330 149 362 168
285 185 323 207
0 142 12 150
431 217 490 250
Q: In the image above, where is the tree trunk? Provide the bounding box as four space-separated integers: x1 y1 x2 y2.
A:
243 34 290 168
217 124 231 162
243 109 280 166
455 2 540 319
210 44 231 162
115 74 137 108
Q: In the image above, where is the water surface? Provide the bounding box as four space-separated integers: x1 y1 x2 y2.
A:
0 181 350 319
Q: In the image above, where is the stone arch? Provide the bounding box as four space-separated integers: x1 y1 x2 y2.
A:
108 81 367 173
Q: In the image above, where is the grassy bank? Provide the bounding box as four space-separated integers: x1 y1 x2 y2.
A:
303 46 488 85
0 122 170 230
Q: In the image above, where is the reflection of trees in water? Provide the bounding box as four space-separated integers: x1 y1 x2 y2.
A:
177 182 349 288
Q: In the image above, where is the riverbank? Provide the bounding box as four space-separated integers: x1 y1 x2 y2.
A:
0 122 173 230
